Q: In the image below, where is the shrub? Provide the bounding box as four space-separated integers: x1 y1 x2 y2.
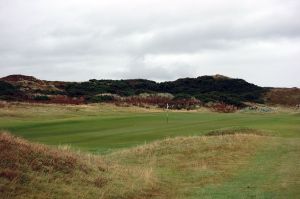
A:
0 81 20 96
173 93 192 100
86 95 114 103
34 95 50 101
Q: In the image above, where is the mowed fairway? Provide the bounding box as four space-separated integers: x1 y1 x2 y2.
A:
0 103 300 198
0 103 299 153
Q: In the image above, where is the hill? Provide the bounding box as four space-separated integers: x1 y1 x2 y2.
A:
0 74 299 107
265 88 300 106
0 75 64 94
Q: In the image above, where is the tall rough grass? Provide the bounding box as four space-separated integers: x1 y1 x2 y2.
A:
1 132 267 199
0 132 159 199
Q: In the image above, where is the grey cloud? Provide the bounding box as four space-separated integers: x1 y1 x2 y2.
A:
0 0 299 87
113 55 197 81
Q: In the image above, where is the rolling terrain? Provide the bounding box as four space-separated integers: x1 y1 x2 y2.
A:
0 103 299 152
2 74 299 108
2 132 299 199
1 74 299 111
0 103 299 198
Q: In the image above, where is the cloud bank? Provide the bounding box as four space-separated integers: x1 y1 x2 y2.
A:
0 0 299 87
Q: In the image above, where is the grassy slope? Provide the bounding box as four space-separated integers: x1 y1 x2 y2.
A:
188 137 300 199
0 133 160 199
113 135 300 199
1 132 299 199
0 103 299 198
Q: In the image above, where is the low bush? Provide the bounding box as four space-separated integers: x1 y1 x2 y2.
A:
33 95 50 101
86 95 114 103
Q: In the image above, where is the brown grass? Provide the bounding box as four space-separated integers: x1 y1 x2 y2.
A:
0 132 81 174
0 132 159 199
265 88 300 106
0 132 267 199
110 134 267 198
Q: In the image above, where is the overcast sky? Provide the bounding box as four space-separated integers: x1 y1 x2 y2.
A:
0 0 299 87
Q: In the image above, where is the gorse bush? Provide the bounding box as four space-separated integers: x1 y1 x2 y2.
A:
33 95 50 101
173 93 192 100
63 76 266 107
1 75 267 106
0 81 19 96
0 81 24 100
86 95 114 103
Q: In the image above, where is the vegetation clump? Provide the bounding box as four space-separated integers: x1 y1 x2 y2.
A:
0 81 23 100
3 74 299 107
33 95 50 101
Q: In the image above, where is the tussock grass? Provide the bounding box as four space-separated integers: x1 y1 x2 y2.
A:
2 131 296 199
0 132 159 199
205 127 272 136
110 134 267 198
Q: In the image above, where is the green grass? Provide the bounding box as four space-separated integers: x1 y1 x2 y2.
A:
0 103 299 153
0 103 299 198
186 137 300 199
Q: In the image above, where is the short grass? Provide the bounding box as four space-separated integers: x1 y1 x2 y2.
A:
0 103 299 198
0 103 299 153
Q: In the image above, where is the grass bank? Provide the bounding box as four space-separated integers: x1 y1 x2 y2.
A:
1 132 299 199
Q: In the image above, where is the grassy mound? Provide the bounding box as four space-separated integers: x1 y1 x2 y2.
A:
0 132 266 199
111 134 266 198
4 132 293 199
0 132 159 199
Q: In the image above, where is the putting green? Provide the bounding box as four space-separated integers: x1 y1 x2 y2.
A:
0 104 299 153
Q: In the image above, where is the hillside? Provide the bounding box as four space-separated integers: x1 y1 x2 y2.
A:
265 88 300 106
0 75 64 94
0 74 299 107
